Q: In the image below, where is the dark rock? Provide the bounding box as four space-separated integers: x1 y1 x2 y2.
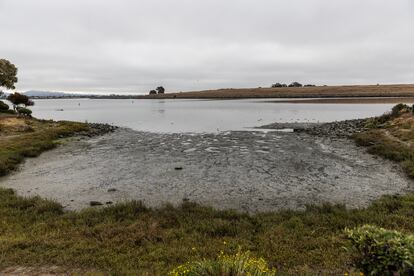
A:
105 201 113 205
175 167 183 170
107 188 117 192
299 119 369 138
90 201 103 206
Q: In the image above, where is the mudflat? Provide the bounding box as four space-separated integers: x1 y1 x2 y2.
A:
1 128 411 212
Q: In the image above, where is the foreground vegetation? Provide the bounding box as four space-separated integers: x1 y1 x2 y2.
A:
1 187 414 274
1 109 414 274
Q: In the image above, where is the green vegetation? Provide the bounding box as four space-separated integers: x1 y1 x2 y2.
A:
0 116 89 176
0 187 414 274
345 225 414 275
170 251 276 275
0 58 18 90
0 101 9 112
16 106 32 116
7 92 34 111
354 104 414 178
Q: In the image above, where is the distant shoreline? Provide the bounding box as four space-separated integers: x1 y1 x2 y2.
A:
139 84 414 99
22 84 414 100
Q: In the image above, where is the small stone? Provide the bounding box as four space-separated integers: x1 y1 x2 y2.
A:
174 167 183 170
105 201 113 205
107 188 117 192
90 201 103 206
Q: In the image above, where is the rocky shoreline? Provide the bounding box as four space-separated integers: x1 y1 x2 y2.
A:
260 118 370 138
82 123 118 137
299 119 369 138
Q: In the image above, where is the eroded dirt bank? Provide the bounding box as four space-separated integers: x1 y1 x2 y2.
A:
1 128 411 212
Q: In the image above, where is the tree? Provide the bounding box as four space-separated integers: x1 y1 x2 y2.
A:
288 82 303 87
0 59 18 90
156 86 165 94
149 90 157 95
271 83 287 88
7 92 34 110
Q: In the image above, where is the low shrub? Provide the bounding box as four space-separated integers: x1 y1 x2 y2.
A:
16 106 32 116
391 103 411 117
0 100 9 111
345 225 414 275
170 251 276 276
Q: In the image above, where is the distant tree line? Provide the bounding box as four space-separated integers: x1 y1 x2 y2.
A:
149 86 165 95
271 82 316 88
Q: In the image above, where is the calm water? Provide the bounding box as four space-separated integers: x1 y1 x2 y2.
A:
30 98 394 133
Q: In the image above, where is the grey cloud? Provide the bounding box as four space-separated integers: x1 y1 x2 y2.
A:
0 0 413 93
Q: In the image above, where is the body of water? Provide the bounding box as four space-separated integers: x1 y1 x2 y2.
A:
29 98 394 133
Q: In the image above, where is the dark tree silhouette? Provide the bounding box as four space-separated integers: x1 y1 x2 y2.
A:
149 90 157 95
271 83 287 88
7 92 34 110
288 82 303 87
156 86 165 94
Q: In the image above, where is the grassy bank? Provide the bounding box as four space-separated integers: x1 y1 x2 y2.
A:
1 187 414 274
0 116 89 176
353 106 414 178
1 113 414 274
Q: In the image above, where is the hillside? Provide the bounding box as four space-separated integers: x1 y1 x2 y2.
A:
140 84 414 99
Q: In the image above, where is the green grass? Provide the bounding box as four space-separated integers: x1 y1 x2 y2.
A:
1 188 414 274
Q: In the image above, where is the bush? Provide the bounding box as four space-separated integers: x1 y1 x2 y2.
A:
391 103 411 117
345 225 414 275
16 107 32 116
170 251 276 276
271 83 287 88
288 82 303 87
0 100 9 111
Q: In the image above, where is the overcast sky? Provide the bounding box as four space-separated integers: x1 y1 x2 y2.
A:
0 0 413 94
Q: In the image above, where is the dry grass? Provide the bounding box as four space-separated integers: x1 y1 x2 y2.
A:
141 84 414 99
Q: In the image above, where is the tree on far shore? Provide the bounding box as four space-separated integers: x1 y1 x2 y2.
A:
288 82 303 87
0 59 18 90
156 86 165 94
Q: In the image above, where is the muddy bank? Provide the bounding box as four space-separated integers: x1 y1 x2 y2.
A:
1 128 411 213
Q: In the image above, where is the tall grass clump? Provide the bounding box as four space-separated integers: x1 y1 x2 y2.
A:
170 251 276 276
